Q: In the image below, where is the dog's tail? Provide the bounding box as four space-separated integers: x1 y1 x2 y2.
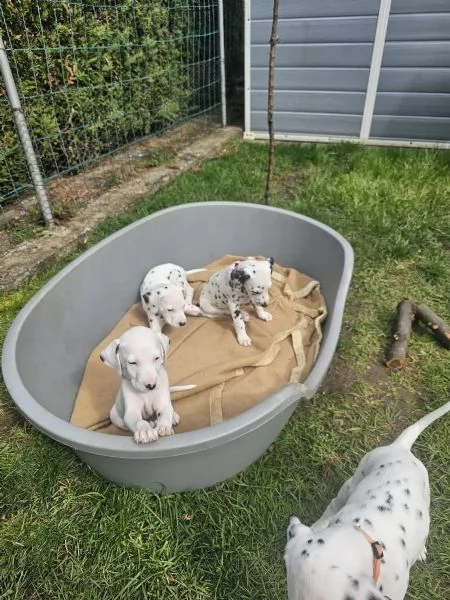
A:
169 384 197 392
186 268 207 275
394 400 450 450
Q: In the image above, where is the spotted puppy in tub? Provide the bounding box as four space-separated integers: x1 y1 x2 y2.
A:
100 326 196 444
140 263 203 331
199 256 275 346
284 399 450 600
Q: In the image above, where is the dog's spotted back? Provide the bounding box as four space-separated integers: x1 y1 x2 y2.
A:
285 400 450 600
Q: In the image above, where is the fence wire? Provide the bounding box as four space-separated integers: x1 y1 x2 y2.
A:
0 0 222 210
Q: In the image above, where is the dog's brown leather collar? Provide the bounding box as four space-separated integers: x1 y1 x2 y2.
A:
354 525 384 583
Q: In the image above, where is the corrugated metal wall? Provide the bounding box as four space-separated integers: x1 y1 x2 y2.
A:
247 0 450 144
371 0 450 141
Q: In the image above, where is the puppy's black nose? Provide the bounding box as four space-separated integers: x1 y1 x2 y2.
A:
179 321 186 326
261 302 268 308
145 383 156 390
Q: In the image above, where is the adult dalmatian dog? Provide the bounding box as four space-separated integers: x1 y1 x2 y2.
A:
140 263 202 332
284 399 450 600
198 256 274 346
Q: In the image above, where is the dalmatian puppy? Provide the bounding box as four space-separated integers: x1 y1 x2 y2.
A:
199 257 274 346
284 399 450 600
100 326 196 444
140 263 202 332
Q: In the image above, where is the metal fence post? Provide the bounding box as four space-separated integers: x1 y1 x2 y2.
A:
218 0 227 127
360 0 392 142
0 33 54 227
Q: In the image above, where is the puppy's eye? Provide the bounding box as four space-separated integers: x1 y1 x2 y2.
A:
167 308 174 312
128 361 137 365
154 357 160 362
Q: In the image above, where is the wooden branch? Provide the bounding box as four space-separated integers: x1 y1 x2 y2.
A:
385 299 417 369
415 304 450 349
263 0 280 206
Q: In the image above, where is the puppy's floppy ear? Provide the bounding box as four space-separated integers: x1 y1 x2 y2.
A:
156 332 170 363
230 263 251 285
145 289 161 313
142 292 151 305
267 256 275 272
99 338 121 374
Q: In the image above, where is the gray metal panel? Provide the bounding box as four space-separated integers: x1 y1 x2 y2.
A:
374 93 450 118
387 14 450 41
248 2 375 138
251 111 362 137
251 0 380 20
251 17 377 45
374 8 450 143
251 68 370 92
378 68 450 93
391 0 450 14
248 0 450 143
251 90 365 115
252 44 374 68
382 42 450 67
371 116 450 141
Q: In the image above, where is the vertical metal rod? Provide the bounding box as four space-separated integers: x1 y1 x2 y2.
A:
218 0 227 127
0 33 54 227
360 0 392 141
243 0 251 135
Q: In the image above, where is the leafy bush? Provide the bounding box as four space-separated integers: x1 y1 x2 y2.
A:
0 0 219 202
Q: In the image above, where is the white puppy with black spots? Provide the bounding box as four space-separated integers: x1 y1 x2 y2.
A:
285 400 450 600
140 263 202 332
100 326 196 444
199 256 274 346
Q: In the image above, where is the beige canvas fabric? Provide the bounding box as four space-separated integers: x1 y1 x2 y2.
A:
70 255 327 435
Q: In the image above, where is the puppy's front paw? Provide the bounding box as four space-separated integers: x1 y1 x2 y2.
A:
134 421 158 444
417 546 427 562
287 516 301 540
172 411 180 426
258 310 272 322
184 304 202 316
156 424 174 437
238 333 252 346
148 318 162 332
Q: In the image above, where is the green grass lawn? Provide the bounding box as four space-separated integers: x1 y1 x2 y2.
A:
1 140 449 599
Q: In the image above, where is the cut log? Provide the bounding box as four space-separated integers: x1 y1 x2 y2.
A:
415 304 450 349
385 299 417 369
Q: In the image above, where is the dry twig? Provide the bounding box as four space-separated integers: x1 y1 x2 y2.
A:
263 0 280 205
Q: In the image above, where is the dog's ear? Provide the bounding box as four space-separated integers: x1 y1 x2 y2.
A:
156 332 170 363
267 257 274 272
144 289 161 313
230 263 251 285
99 338 121 374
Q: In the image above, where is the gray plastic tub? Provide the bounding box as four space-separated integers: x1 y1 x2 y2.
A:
2 202 353 492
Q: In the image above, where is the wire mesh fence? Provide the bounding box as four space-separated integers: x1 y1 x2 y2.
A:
0 0 223 214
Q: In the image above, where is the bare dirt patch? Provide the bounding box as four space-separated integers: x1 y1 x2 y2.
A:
0 120 242 291
274 169 312 205
0 116 222 255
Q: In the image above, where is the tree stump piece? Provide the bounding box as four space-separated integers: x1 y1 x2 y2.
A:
385 299 417 369
415 304 450 349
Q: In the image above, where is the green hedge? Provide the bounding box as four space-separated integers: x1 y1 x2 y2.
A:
0 0 218 202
